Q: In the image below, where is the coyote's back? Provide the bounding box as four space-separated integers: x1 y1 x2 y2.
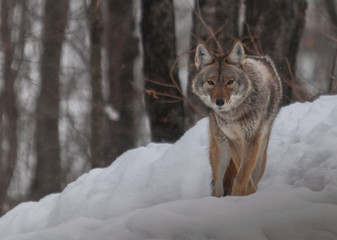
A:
192 41 282 197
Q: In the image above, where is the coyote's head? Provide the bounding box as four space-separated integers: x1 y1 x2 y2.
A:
192 41 252 112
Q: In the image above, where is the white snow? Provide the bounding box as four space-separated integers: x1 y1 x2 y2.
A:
1 95 337 240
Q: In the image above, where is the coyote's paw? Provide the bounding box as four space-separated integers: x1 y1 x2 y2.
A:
212 186 224 198
246 183 257 195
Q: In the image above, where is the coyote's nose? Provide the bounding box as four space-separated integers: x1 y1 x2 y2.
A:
215 99 224 107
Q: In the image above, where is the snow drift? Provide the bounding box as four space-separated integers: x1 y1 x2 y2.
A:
1 95 337 240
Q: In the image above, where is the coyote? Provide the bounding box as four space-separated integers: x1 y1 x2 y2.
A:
192 41 282 197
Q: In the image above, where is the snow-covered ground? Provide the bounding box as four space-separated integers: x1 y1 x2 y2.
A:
1 95 337 240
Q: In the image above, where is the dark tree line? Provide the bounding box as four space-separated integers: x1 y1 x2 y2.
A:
32 0 69 201
89 0 105 168
104 0 138 164
0 0 19 215
4 0 336 215
141 0 184 142
243 0 307 105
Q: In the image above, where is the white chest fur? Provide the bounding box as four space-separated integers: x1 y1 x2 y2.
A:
221 123 244 141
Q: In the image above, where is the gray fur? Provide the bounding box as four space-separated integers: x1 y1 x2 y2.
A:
193 41 283 196
227 41 245 67
195 44 213 71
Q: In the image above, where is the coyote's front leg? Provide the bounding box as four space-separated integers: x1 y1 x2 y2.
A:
209 127 231 197
231 133 262 196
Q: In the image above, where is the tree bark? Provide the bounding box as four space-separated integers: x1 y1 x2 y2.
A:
141 0 184 142
32 0 69 200
243 0 307 105
0 0 18 215
325 0 337 92
325 0 337 27
104 0 138 163
191 0 240 52
89 0 106 168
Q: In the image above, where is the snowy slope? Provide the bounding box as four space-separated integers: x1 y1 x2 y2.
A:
1 95 337 240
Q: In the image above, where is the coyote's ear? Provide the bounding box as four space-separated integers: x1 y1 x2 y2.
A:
195 44 212 71
227 41 245 67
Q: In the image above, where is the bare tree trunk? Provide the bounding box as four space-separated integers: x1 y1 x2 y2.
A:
191 0 240 52
243 0 307 105
0 0 18 215
89 0 106 168
185 0 240 129
31 0 69 200
141 0 184 142
325 0 337 92
325 0 337 26
104 0 138 162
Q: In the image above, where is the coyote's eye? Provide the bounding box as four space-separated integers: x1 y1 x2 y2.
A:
227 79 234 85
207 80 215 86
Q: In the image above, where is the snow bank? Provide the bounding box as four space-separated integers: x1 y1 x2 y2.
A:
1 95 337 240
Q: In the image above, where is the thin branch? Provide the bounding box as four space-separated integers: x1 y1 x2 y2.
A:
319 30 337 42
190 23 227 52
243 22 262 55
169 48 203 116
145 77 176 88
146 89 184 101
284 57 314 102
193 0 223 53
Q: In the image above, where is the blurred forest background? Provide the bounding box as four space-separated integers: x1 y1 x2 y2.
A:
0 0 336 215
